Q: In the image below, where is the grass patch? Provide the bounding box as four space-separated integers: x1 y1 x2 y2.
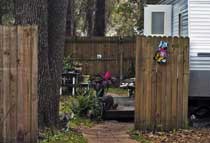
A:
108 87 128 95
40 129 87 143
68 117 95 129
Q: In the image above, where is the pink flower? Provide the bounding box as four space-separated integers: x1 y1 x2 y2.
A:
103 71 112 80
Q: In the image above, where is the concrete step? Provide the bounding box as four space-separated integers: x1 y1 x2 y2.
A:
103 96 135 120
113 96 134 107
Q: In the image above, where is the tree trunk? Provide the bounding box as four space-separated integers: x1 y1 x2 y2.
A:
48 0 69 126
66 0 75 36
14 0 52 127
86 0 95 36
138 0 145 32
93 0 105 36
15 0 68 127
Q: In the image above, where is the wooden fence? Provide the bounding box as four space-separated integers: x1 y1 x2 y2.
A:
135 36 190 131
0 26 38 142
65 37 136 79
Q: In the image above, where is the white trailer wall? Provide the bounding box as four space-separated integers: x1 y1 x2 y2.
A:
189 0 210 70
159 0 188 37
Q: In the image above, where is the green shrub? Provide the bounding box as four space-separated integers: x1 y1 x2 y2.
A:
71 91 103 120
60 89 103 122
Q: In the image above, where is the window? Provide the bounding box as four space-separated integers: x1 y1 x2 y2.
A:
178 13 182 36
144 5 172 36
152 12 165 34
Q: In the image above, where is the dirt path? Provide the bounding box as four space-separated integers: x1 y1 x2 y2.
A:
80 121 138 143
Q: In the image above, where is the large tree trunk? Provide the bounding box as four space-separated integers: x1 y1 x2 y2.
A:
14 0 52 127
66 0 75 36
93 0 105 36
86 0 95 36
14 0 68 127
48 0 68 126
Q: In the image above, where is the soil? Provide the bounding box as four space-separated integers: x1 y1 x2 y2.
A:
80 121 210 143
80 121 138 143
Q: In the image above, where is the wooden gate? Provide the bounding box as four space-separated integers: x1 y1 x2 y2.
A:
135 36 190 131
0 26 38 142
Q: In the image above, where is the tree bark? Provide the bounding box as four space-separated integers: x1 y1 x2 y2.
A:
14 0 68 127
93 0 105 36
66 0 75 36
14 0 52 127
48 0 69 126
86 0 95 36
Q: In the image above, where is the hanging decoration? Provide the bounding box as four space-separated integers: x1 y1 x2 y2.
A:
153 41 168 64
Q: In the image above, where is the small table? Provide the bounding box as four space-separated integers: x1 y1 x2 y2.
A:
60 70 80 96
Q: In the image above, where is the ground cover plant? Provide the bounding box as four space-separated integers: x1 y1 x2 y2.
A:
40 89 101 143
40 129 87 143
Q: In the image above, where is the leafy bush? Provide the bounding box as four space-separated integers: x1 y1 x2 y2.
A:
59 89 103 123
59 96 75 122
71 91 103 120
63 55 74 71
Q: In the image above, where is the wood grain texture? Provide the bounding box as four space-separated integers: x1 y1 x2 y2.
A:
65 37 136 77
0 26 3 140
0 26 38 143
135 36 189 131
3 26 11 142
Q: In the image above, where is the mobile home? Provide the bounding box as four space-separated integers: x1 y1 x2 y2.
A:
144 0 210 99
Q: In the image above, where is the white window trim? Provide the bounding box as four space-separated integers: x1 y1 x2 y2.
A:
144 5 172 36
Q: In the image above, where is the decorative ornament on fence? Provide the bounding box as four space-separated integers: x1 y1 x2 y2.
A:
153 41 168 64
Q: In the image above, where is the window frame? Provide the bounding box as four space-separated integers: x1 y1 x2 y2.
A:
144 5 172 36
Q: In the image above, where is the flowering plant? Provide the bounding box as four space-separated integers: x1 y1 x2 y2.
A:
90 71 115 97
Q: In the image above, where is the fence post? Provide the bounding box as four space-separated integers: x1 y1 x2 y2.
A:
120 50 124 81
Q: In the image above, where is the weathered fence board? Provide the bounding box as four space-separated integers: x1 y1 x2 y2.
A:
0 26 38 143
65 37 136 78
135 36 190 131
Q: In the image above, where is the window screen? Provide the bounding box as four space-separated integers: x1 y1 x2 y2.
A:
152 12 165 34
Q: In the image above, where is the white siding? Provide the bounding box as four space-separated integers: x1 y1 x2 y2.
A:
189 0 210 70
159 0 188 37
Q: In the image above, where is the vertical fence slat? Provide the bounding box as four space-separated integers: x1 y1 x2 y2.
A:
183 38 190 128
171 37 179 128
151 38 157 131
17 26 25 142
24 27 32 141
0 26 3 140
165 37 172 130
9 26 18 142
31 26 38 142
135 36 142 129
155 37 162 130
177 38 184 127
145 37 153 130
161 37 167 129
141 37 147 130
3 26 11 142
